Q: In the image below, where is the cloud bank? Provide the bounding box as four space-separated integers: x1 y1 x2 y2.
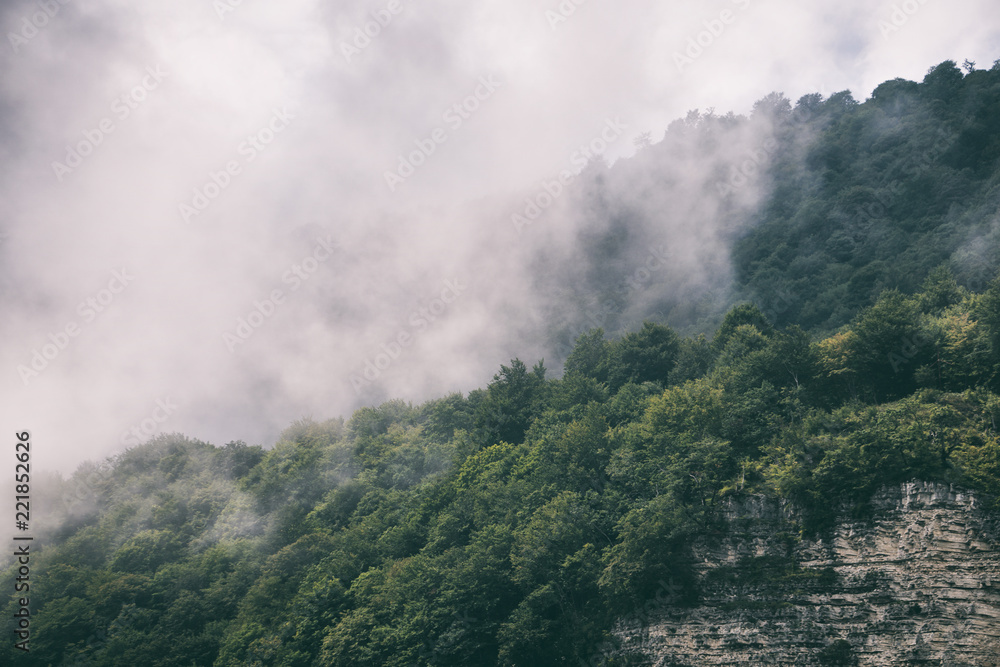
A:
2 0 999 474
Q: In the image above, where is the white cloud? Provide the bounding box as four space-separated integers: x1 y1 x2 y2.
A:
1 0 998 474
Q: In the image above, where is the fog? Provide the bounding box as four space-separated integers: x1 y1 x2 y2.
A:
2 0 999 475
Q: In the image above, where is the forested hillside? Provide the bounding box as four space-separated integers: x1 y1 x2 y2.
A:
542 59 1000 346
6 61 1000 666
733 60 1000 332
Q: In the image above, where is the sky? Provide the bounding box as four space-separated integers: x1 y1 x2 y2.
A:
2 0 999 476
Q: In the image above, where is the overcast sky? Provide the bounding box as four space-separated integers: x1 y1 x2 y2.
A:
2 0 999 475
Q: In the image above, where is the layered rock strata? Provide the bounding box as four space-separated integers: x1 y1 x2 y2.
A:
615 482 1000 666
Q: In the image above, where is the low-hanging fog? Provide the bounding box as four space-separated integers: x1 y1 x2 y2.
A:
2 0 999 475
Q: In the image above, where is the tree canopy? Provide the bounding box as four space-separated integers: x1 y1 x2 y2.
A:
6 62 1000 666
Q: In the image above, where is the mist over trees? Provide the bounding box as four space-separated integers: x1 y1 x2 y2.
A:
6 61 1000 666
540 59 1000 356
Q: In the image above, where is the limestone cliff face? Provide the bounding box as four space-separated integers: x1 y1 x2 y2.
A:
615 482 1000 666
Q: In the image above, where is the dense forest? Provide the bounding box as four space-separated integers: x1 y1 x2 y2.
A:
6 60 1000 666
540 58 1000 349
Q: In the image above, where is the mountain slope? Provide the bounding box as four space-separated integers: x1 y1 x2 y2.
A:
6 61 1000 666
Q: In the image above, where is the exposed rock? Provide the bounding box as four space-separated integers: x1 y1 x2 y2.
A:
615 482 1000 666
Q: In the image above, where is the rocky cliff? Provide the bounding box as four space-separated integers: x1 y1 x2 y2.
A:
615 482 1000 666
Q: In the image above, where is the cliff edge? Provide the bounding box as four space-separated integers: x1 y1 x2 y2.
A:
615 482 1000 666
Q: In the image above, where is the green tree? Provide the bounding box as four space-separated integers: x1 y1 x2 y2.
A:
605 321 680 389
712 304 775 353
564 328 611 382
473 359 547 446
846 290 925 401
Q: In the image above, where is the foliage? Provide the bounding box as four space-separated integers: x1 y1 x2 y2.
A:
9 279 1000 667
7 63 1000 665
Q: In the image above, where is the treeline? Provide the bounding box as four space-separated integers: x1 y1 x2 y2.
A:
6 60 1000 665
733 59 1000 332
544 59 1000 339
533 61 1000 362
5 267 1000 666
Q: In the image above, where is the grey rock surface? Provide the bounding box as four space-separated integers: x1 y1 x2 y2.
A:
615 482 1000 666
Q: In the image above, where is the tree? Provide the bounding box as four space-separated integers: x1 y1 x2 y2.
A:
917 266 965 314
668 334 714 385
916 309 994 391
817 331 860 402
715 325 819 410
846 290 924 401
563 328 610 382
420 393 476 442
109 530 183 575
871 78 919 107
603 321 680 390
752 92 792 122
922 60 963 102
473 359 547 446
215 440 265 479
793 92 825 119
713 303 774 353
974 276 1000 388
633 131 653 151
822 90 858 116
